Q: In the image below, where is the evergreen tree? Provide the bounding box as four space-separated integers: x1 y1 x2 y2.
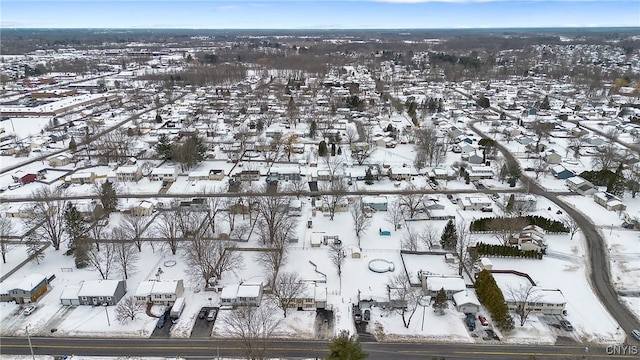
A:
155 113 162 123
68 137 77 152
432 288 447 315
331 143 337 156
440 219 458 250
326 331 368 360
606 163 626 197
319 141 328 157
309 120 317 139
100 179 118 215
255 118 264 132
364 168 374 185
337 147 342 155
155 134 172 160
64 202 89 268
506 194 515 213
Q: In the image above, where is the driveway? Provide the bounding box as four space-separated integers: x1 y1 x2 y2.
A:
190 307 218 338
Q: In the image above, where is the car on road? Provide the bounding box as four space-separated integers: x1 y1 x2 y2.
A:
478 315 488 326
631 329 640 341
560 319 573 331
23 305 36 316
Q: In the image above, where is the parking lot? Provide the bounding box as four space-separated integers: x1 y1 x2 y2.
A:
190 307 218 338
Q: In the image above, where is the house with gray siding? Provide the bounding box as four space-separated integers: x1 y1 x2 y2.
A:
76 279 126 306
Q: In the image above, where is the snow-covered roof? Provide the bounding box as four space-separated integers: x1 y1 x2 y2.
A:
134 280 181 297
452 289 480 306
425 276 466 292
10 274 47 292
236 283 262 298
77 280 123 297
60 285 82 300
220 284 240 299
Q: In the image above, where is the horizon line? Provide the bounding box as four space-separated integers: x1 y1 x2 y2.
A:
3 26 640 30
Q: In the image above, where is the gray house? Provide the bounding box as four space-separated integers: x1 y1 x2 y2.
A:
76 279 126 306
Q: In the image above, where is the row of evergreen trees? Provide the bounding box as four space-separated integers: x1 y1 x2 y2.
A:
476 242 543 259
475 270 514 331
470 215 568 233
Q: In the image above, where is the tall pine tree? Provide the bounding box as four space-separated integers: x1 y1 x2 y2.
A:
440 219 458 250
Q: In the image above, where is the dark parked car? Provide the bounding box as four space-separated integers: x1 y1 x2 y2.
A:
198 309 207 319
156 315 166 328
363 309 370 322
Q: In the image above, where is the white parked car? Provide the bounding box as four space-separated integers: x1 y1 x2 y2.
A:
23 305 36 316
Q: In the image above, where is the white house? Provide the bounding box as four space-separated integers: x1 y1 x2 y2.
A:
421 275 467 299
134 279 185 306
150 167 178 182
566 176 597 196
459 196 492 211
220 283 263 307
115 165 142 182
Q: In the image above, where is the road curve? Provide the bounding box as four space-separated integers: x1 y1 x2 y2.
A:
468 119 640 341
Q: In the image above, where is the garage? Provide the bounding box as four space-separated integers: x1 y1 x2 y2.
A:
59 285 81 306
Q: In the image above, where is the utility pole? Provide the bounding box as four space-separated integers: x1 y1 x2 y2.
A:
104 305 111 326
25 325 35 360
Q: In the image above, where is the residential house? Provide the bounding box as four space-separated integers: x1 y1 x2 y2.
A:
188 169 225 181
493 272 567 315
545 152 562 165
134 279 185 306
115 165 142 182
388 167 413 181
68 171 97 185
150 167 178 182
5 203 34 218
593 192 627 212
59 285 82 306
233 170 260 182
288 199 302 216
131 200 156 216
362 196 388 211
12 170 40 185
466 151 484 165
291 282 327 310
220 283 263 307
77 279 126 306
0 274 48 304
267 166 302 181
510 225 547 253
459 195 492 211
452 290 481 314
467 165 494 180
48 153 74 167
566 177 597 196
550 165 575 179
502 194 537 212
74 200 103 221
421 275 467 300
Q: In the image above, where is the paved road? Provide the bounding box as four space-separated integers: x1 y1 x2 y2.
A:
0 187 575 203
2 336 635 359
468 119 640 341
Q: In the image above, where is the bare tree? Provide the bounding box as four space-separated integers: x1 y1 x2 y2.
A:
111 227 139 280
271 271 306 318
531 121 555 152
344 124 359 146
402 225 420 251
220 299 281 360
182 229 243 288
25 234 45 265
115 296 143 323
385 273 424 329
121 214 148 252
350 198 371 246
24 186 67 250
399 183 425 219
507 284 542 326
420 223 440 250
88 221 106 252
385 199 404 231
561 216 580 240
86 242 116 280
154 210 180 255
414 126 445 166
254 190 293 244
567 135 586 159
328 241 345 289
0 217 16 264
256 217 296 286
488 217 528 246
284 178 308 196
321 180 348 221
591 143 620 170
455 221 475 276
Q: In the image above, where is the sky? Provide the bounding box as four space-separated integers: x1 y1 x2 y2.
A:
1 0 639 29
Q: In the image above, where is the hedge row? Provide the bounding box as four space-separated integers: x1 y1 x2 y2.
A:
470 215 568 233
476 242 543 259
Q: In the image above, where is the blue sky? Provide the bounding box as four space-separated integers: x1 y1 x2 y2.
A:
1 0 639 29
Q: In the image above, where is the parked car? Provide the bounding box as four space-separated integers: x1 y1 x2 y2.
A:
353 308 362 324
631 329 640 341
207 309 217 322
478 315 488 326
363 309 370 322
156 315 166 328
465 314 476 330
23 305 36 316
481 206 493 213
560 319 573 331
198 308 207 319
